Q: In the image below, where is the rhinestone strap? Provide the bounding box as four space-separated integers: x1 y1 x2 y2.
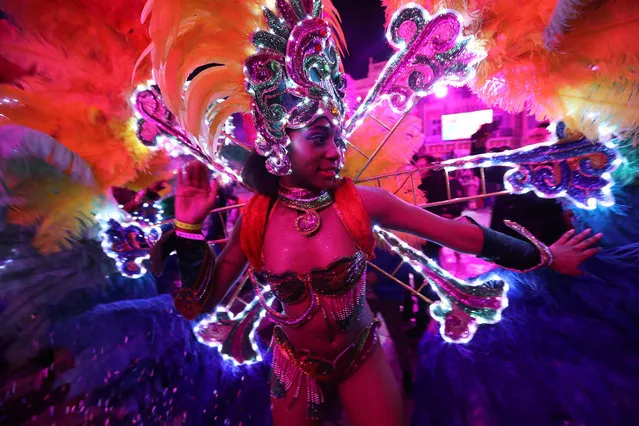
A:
175 230 205 241
503 220 554 272
278 184 321 198
277 191 334 211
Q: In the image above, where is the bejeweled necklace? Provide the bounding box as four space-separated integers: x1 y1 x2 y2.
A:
277 184 334 236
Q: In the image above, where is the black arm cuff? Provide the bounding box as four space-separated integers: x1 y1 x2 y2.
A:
479 225 542 270
463 217 543 271
175 235 209 287
172 232 216 319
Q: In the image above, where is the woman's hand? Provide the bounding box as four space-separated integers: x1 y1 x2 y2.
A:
549 228 602 276
175 161 219 225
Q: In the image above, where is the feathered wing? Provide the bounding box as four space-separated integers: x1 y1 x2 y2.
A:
343 111 424 197
471 0 639 137
343 108 428 248
380 0 639 138
0 0 171 252
143 0 271 157
2 166 97 254
0 220 267 425
543 0 599 48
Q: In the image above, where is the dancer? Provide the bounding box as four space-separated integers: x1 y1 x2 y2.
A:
174 155 599 426
0 1 627 425
152 4 600 424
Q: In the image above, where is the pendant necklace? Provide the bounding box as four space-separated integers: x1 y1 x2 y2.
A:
277 185 335 236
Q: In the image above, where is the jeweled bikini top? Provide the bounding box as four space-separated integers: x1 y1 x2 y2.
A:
256 251 367 305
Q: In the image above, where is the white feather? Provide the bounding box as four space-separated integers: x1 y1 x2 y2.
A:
0 125 96 187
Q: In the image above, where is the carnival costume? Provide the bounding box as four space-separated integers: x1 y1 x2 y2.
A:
143 3 381 415
2 0 639 425
175 177 380 418
144 0 565 419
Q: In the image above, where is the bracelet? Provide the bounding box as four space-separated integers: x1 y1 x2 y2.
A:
176 229 205 241
503 220 554 272
175 219 202 231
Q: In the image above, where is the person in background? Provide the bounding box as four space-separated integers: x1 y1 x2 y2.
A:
490 193 571 246
456 169 481 209
410 155 465 338
470 127 489 156
483 145 509 195
490 122 571 245
469 121 500 156
413 155 465 217
469 122 508 207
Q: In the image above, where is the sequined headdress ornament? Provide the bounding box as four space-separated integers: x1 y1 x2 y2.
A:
247 0 348 175
143 0 347 177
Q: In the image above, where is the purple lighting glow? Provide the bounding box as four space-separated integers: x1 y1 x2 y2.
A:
434 85 448 98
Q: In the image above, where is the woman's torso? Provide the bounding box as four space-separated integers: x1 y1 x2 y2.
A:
259 201 373 359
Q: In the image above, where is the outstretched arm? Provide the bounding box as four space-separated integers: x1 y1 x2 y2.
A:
357 185 601 275
358 185 483 253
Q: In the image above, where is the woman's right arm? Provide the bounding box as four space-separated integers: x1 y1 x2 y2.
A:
171 160 248 319
174 216 248 319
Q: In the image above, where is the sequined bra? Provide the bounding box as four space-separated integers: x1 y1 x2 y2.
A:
250 251 368 330
257 251 367 304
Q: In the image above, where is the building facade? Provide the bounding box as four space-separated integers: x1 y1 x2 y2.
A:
352 59 541 159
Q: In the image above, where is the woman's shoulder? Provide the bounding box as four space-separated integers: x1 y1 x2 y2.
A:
351 182 387 198
352 184 393 211
240 193 271 233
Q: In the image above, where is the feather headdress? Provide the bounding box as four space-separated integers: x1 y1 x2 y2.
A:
142 0 348 175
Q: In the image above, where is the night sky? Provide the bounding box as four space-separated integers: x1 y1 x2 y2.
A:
333 0 393 79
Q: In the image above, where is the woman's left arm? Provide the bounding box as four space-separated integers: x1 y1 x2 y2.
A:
357 185 601 275
358 186 483 253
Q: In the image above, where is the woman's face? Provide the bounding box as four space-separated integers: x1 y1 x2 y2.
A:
285 117 343 190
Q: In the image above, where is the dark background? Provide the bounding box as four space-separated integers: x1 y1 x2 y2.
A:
333 0 393 79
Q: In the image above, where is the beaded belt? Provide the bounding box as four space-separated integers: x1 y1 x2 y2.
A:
270 320 381 419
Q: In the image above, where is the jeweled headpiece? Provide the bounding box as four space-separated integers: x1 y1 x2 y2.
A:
246 0 348 175
144 0 347 176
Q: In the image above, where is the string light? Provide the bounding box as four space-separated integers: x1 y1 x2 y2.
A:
0 248 18 270
193 291 275 365
374 226 509 344
440 135 620 210
343 5 486 136
434 85 448 98
95 206 163 279
131 82 246 185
